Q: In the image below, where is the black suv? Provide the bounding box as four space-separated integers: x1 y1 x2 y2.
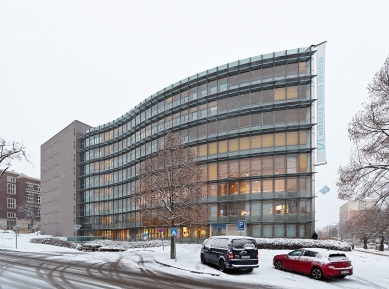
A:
200 236 259 272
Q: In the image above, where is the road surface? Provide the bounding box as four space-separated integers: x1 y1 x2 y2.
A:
0 250 277 289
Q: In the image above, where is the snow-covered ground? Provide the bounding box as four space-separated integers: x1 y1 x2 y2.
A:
0 231 79 253
1 231 389 289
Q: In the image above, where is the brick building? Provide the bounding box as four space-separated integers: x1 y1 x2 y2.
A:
0 170 41 233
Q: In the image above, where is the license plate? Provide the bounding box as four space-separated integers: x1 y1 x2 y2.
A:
242 256 250 259
341 270 349 274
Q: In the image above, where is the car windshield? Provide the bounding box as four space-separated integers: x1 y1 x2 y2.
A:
232 239 256 249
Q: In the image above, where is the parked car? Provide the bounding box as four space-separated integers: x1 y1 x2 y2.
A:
375 244 388 250
200 236 259 273
273 249 353 280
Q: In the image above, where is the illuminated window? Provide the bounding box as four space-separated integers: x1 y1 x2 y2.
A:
251 135 261 149
287 131 299 145
287 86 298 99
218 140 228 153
208 163 217 181
263 134 274 147
274 87 286 101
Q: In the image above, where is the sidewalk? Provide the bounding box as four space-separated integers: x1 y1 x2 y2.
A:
354 247 389 257
152 244 221 276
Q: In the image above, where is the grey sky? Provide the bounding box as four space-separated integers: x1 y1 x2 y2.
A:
1 1 388 229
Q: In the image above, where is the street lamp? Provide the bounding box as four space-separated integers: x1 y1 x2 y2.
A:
73 224 81 243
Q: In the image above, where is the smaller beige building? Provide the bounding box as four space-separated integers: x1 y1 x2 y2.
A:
339 199 376 239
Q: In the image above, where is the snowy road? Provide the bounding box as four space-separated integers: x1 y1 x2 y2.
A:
0 250 277 289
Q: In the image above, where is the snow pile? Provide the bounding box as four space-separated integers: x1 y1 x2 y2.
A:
30 237 81 250
255 238 352 251
82 239 171 251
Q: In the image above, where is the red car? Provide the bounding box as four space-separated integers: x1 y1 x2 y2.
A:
273 249 353 280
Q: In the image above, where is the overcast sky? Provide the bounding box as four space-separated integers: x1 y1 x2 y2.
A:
1 1 388 229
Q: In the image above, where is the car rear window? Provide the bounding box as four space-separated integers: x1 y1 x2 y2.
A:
232 239 256 249
328 253 348 261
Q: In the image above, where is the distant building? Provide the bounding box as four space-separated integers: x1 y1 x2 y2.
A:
40 120 91 237
339 200 376 239
0 170 41 232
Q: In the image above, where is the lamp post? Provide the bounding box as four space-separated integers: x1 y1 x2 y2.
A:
73 224 81 243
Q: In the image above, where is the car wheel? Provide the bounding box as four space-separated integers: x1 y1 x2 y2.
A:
311 268 323 280
274 260 282 270
245 268 254 273
200 254 206 264
219 259 227 272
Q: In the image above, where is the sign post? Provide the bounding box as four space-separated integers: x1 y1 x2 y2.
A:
15 217 18 249
170 228 178 261
158 228 164 250
73 224 81 243
238 220 245 236
142 232 149 240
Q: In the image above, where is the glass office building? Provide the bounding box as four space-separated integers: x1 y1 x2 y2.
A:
79 46 316 241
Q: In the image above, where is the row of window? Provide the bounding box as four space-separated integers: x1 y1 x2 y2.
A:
6 210 41 218
83 104 311 163
81 176 311 216
27 193 41 203
27 183 41 191
6 196 41 208
84 106 311 162
6 183 41 194
80 199 311 224
211 223 310 239
83 153 310 189
84 84 311 149
84 130 310 175
83 60 311 146
208 177 311 197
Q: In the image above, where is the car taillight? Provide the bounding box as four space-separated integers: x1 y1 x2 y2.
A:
256 253 258 259
228 253 234 260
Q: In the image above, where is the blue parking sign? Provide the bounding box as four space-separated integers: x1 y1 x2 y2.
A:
170 228 178 237
238 220 245 231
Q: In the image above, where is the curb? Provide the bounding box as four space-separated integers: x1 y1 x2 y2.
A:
153 257 220 276
354 248 389 257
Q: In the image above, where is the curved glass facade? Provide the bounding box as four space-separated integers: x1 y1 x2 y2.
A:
79 46 315 240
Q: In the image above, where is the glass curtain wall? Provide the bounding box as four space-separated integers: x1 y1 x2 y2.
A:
78 47 315 240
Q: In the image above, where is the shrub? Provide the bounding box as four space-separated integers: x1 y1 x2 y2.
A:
255 238 352 251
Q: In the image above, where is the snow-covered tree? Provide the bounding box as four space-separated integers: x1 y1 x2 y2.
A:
337 56 389 205
344 209 376 249
17 202 40 232
134 132 208 259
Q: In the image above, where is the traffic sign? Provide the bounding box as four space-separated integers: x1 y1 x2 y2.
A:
237 220 245 231
73 224 81 230
142 233 149 237
158 228 163 233
170 228 178 237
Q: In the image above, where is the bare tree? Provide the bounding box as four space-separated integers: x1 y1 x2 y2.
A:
372 206 389 251
0 138 29 178
17 202 40 233
344 209 376 249
337 56 389 205
134 132 208 259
